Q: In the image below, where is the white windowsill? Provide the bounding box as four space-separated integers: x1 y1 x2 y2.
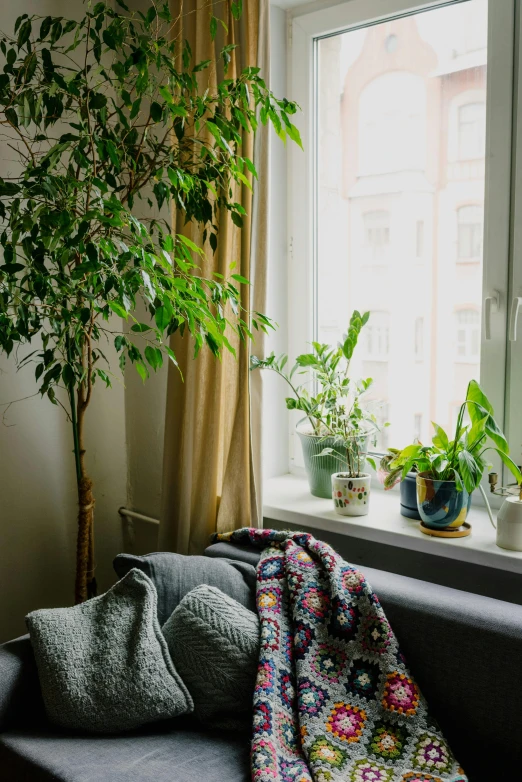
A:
263 474 522 575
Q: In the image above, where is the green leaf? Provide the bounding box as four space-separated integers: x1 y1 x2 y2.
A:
108 301 128 319
210 15 218 41
457 450 481 493
131 323 150 333
145 344 163 371
135 361 148 382
150 101 162 122
231 273 250 285
431 422 449 449
491 449 522 485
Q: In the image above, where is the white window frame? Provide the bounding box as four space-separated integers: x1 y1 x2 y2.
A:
287 0 515 489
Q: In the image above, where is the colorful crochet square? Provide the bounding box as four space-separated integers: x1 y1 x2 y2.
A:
288 548 315 569
288 571 305 595
279 671 295 710
381 672 420 717
257 658 276 695
283 630 293 664
299 582 331 620
277 711 300 755
361 613 393 655
311 644 347 683
346 658 381 701
259 556 285 582
309 737 346 768
261 617 280 651
369 720 409 761
258 587 282 614
350 759 394 782
297 679 328 718
253 701 273 735
294 621 315 659
401 774 443 782
252 737 278 780
278 757 312 782
412 734 452 775
339 566 366 595
326 702 367 744
329 596 360 642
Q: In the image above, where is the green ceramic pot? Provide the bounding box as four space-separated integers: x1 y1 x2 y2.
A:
297 429 370 499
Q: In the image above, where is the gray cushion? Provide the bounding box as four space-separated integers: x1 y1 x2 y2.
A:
0 725 250 781
205 541 522 782
113 552 256 626
163 585 260 728
26 569 193 733
0 635 45 732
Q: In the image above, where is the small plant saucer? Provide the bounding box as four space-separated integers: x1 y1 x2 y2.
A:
419 521 471 539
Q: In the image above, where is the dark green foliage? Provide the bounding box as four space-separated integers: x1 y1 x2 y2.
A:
0 2 300 405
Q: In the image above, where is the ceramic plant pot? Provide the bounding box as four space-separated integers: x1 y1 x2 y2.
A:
496 497 522 551
298 429 370 499
331 473 371 516
400 471 421 520
416 471 472 530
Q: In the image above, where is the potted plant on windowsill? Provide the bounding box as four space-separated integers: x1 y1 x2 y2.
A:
251 310 379 498
378 449 421 520
390 380 522 536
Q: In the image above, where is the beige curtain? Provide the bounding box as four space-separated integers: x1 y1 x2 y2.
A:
159 0 270 554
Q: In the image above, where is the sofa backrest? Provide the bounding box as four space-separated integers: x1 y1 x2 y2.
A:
205 540 522 782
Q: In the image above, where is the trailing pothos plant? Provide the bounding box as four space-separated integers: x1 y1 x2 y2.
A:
251 310 380 478
389 380 522 493
0 1 301 602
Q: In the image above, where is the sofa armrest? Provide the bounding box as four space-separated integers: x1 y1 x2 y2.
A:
0 635 45 731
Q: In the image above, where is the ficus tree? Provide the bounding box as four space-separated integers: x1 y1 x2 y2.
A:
0 0 301 602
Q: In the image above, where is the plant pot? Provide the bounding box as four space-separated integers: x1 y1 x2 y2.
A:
298 429 370 499
416 472 472 530
331 473 371 516
400 472 421 519
496 497 522 551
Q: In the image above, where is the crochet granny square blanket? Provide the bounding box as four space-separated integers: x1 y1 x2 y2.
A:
215 528 467 782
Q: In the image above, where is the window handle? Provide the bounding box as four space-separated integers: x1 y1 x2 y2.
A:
509 296 522 342
484 291 500 341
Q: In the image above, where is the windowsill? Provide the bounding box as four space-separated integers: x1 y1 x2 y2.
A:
263 473 522 574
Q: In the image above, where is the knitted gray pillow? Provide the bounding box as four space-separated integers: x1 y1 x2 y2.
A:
26 569 193 733
162 584 260 726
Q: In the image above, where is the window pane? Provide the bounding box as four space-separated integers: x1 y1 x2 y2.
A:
316 0 487 449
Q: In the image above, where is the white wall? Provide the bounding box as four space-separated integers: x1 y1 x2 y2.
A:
0 0 127 642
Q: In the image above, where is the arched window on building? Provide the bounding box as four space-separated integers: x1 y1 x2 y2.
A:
358 72 426 175
455 309 480 361
365 311 390 360
457 205 483 261
458 103 486 159
363 210 390 261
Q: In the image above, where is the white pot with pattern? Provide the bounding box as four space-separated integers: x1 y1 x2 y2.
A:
331 473 371 517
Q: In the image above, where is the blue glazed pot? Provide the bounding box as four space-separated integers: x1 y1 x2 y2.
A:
400 472 421 520
416 471 472 529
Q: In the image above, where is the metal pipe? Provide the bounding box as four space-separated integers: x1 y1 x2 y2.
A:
118 507 160 526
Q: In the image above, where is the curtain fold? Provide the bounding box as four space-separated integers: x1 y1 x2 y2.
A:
159 0 270 554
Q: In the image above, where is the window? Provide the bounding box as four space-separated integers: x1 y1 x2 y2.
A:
363 211 390 260
457 206 483 261
413 414 423 442
458 103 486 159
288 0 515 482
414 317 424 361
364 312 390 360
456 309 480 361
416 221 425 260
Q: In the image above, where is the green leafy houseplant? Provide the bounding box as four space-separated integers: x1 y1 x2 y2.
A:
390 380 522 493
251 311 379 484
0 1 301 602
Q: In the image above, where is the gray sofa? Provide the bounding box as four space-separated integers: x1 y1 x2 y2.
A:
1 540 521 781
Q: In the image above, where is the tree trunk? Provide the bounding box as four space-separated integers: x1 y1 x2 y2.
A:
74 393 96 604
